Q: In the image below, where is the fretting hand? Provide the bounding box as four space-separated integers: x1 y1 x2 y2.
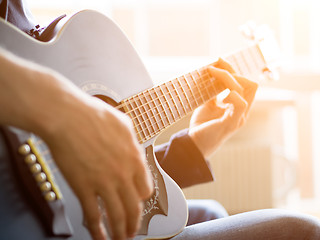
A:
188 58 258 158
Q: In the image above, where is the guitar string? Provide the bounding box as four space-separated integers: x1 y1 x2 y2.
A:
124 47 264 142
117 43 261 116
35 46 261 146
121 72 208 118
123 68 225 141
116 68 209 111
32 45 264 171
125 78 212 140
122 71 217 141
34 50 258 147
127 78 211 140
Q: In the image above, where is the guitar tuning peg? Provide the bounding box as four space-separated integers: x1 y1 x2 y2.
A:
239 21 258 41
261 66 280 81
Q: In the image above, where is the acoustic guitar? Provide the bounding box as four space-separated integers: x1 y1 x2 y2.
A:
0 10 278 239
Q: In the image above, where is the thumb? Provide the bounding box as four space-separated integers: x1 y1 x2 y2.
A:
222 90 248 130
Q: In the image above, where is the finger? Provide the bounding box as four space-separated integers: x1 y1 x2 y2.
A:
119 180 143 237
212 58 236 74
208 66 243 94
206 98 227 118
80 191 107 240
133 155 154 200
233 75 258 116
99 188 126 240
223 90 247 130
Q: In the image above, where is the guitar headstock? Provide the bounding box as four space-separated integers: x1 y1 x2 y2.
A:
240 22 281 81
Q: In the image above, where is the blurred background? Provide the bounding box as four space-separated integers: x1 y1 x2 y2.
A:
29 0 320 216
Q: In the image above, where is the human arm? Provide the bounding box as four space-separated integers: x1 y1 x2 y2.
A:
155 129 213 188
189 58 258 158
155 59 257 187
0 48 153 240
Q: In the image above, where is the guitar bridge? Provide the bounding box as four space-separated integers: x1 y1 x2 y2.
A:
2 127 73 237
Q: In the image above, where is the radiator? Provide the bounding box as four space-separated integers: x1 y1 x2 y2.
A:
182 142 296 214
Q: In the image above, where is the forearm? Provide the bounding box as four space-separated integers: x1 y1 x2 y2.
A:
0 48 90 140
155 129 214 188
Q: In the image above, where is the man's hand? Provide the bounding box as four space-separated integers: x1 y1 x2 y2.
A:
188 58 258 158
0 48 153 240
45 97 153 240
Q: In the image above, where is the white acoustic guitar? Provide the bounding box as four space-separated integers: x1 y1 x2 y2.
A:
0 10 278 240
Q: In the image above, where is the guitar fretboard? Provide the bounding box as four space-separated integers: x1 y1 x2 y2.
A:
121 44 266 143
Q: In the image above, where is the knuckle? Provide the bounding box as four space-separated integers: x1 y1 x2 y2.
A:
131 202 143 218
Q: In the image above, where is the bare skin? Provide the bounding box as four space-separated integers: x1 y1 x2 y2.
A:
0 48 257 240
189 59 258 158
0 48 153 240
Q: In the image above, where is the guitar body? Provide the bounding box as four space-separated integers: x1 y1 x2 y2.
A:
0 10 188 239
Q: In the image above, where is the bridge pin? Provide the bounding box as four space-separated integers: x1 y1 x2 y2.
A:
40 182 52 192
18 144 31 155
45 191 56 202
35 172 47 183
25 154 37 164
30 163 41 174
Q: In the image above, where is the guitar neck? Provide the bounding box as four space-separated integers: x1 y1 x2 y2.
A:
122 43 266 143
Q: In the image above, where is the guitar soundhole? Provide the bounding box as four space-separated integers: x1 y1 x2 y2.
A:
94 94 120 108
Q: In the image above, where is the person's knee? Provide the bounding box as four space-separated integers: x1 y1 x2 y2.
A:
201 199 229 219
187 199 229 226
275 211 320 239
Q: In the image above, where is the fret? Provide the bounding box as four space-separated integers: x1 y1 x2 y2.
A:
123 98 145 142
164 82 181 119
240 50 252 76
168 80 183 113
206 71 218 97
235 51 249 75
146 89 161 133
183 74 199 109
159 84 176 122
250 45 266 72
170 80 188 116
136 94 152 137
176 76 193 113
132 96 149 139
149 88 167 129
172 78 189 114
250 46 263 72
120 40 271 144
190 71 205 104
203 69 219 97
245 46 260 74
141 91 157 135
196 69 211 101
153 87 170 128
155 86 173 125
132 98 148 140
